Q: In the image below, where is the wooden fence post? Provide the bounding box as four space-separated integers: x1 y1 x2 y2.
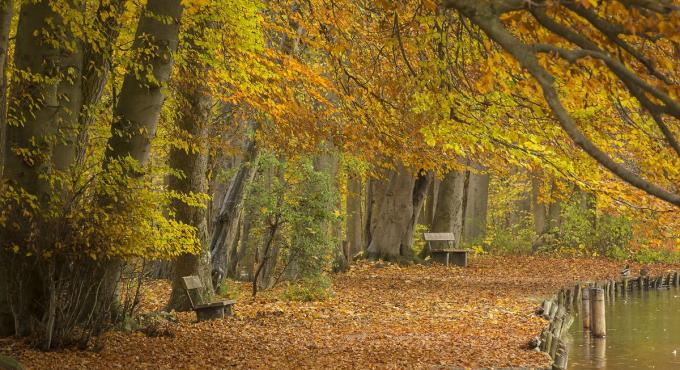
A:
590 288 606 338
582 287 591 330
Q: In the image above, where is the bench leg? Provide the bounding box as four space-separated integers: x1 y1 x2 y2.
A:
451 252 468 267
196 306 225 321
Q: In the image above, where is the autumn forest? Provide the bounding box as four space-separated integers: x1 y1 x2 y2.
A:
0 0 679 369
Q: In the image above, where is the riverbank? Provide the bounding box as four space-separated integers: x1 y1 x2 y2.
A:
3 256 679 369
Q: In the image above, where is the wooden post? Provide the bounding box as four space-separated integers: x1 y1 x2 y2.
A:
590 288 606 337
549 300 559 320
645 276 650 289
582 287 591 330
544 331 554 355
638 276 643 290
565 288 572 308
674 271 679 287
574 284 581 302
559 312 574 337
541 300 552 320
594 337 607 368
553 344 569 370
540 329 548 351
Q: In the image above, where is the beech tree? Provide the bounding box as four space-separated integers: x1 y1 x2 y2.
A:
430 171 466 247
1 0 679 352
0 0 190 346
443 0 680 206
365 165 431 261
166 25 214 311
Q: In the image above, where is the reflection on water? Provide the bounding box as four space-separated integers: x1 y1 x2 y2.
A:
567 287 680 369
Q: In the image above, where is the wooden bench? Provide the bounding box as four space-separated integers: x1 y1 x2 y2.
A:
424 232 470 267
182 275 236 321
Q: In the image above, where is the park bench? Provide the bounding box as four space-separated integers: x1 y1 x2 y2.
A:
182 275 236 321
424 232 470 267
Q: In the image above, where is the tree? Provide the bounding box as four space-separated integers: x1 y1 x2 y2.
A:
443 0 680 206
1 0 85 340
166 22 214 311
428 171 466 251
365 165 430 261
210 134 259 290
103 0 183 169
0 0 189 346
0 0 12 177
345 174 363 258
462 169 490 244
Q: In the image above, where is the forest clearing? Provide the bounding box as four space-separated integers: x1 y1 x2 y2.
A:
3 256 679 369
1 0 680 369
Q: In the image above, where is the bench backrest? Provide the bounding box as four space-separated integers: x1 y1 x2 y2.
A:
423 232 455 241
181 275 205 309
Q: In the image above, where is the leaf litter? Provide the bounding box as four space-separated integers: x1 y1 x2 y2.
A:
3 256 678 369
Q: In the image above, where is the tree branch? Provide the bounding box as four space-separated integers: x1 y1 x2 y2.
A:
393 12 417 78
530 7 680 121
444 0 680 206
562 1 673 85
529 10 680 157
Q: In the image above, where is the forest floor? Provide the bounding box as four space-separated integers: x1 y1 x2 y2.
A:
3 256 679 369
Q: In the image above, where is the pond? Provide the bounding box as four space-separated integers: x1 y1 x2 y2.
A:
567 287 680 369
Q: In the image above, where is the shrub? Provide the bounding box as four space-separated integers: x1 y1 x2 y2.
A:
217 281 240 300
281 275 333 302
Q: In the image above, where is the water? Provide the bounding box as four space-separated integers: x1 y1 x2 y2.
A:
567 287 680 369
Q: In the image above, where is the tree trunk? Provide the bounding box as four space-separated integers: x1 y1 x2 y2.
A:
166 34 213 311
254 218 281 294
402 171 432 258
76 0 125 165
531 176 547 236
422 170 465 257
346 175 363 259
103 0 183 166
363 178 374 252
365 164 422 262
235 208 254 280
210 135 259 290
96 0 183 320
0 0 12 178
423 178 440 228
3 0 83 202
1 0 84 338
0 0 13 336
574 188 597 229
531 177 562 253
509 169 532 227
547 197 561 232
312 145 346 272
462 169 490 244
208 152 238 236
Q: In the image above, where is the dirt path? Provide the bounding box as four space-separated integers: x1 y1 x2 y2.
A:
3 256 678 369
